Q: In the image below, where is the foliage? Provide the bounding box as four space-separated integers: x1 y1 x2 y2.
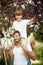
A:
0 53 5 65
33 21 43 41
32 64 43 65
34 44 43 62
0 57 5 65
0 15 10 31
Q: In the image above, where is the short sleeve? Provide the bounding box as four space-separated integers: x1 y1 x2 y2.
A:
26 19 31 25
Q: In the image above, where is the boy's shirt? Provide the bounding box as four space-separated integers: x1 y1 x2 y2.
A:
12 19 30 39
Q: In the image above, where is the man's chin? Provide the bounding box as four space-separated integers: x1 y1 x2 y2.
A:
15 40 19 43
14 39 21 43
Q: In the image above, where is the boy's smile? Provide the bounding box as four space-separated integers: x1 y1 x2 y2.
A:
15 14 23 21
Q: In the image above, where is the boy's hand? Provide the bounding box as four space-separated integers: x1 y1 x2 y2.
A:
30 16 36 22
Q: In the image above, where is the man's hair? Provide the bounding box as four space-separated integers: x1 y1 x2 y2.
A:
13 30 20 36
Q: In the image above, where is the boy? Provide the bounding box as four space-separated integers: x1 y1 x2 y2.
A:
12 8 35 39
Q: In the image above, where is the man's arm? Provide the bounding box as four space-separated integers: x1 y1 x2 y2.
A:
21 44 36 60
9 49 14 60
5 46 14 60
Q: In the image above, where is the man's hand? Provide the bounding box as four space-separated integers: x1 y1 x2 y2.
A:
4 46 12 60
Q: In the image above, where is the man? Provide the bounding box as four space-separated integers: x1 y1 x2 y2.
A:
7 30 36 65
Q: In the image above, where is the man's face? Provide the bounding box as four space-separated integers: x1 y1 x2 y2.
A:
13 33 21 43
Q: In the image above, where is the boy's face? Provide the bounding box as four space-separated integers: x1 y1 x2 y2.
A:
15 14 23 21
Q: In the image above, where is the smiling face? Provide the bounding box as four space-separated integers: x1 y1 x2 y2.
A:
15 9 23 21
13 31 21 43
15 14 23 21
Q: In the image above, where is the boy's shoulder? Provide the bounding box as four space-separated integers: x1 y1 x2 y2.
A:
13 20 17 22
13 19 29 22
23 19 29 21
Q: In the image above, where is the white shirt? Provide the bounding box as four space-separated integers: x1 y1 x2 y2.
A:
12 19 30 39
13 43 32 65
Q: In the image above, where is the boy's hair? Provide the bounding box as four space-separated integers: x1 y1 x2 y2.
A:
14 8 23 15
13 30 20 36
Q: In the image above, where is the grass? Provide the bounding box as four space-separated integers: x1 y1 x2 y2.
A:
32 63 43 65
